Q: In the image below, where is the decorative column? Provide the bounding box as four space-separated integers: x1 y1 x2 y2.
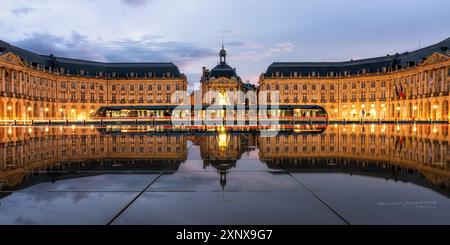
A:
10 69 15 95
432 69 436 94
18 72 22 95
1 68 5 92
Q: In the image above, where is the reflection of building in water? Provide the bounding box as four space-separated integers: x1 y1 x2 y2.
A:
0 125 449 190
259 124 450 188
191 132 257 187
0 126 187 187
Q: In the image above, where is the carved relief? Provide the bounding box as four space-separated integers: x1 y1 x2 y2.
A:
422 52 450 66
0 52 26 67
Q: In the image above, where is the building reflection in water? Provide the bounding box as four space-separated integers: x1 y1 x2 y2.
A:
0 124 449 194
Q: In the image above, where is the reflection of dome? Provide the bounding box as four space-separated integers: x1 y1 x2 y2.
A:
205 159 236 189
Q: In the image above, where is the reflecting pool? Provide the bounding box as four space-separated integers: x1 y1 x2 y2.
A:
0 124 449 224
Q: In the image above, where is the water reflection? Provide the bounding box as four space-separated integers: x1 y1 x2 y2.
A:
0 124 449 224
1 124 448 191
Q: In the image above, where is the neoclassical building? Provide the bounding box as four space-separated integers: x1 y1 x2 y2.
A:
259 37 450 121
197 45 256 106
0 40 187 121
0 38 449 122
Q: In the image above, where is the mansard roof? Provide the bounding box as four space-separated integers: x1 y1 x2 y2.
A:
0 40 182 78
209 63 238 78
265 37 450 77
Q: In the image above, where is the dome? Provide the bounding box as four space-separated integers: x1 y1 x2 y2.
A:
209 63 237 78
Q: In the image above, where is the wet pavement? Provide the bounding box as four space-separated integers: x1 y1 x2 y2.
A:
0 124 449 224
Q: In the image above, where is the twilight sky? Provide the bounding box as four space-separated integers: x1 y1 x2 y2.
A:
0 0 449 91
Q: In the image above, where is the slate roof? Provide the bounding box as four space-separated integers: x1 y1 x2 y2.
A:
264 37 450 77
209 63 238 78
0 40 182 78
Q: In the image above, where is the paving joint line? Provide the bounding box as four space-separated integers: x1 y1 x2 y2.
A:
285 171 351 225
106 132 203 225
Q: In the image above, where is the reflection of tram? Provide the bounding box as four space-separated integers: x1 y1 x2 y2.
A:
95 124 327 135
94 104 328 123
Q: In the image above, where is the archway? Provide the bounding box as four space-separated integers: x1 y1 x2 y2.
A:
425 101 431 120
442 100 449 121
32 103 38 118
0 100 4 120
396 103 401 119
408 102 412 119
6 101 13 119
51 104 56 118
431 102 438 120
26 102 32 120
15 101 22 120
418 102 423 119
44 104 50 119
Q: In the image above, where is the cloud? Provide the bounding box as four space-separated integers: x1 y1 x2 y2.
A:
268 42 294 53
14 32 107 61
226 41 263 49
234 42 295 61
11 6 34 16
122 0 154 7
12 31 217 69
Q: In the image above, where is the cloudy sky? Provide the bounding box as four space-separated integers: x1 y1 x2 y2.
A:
0 0 449 90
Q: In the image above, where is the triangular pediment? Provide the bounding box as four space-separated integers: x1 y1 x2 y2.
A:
422 52 450 66
0 52 26 67
420 170 450 185
0 172 26 187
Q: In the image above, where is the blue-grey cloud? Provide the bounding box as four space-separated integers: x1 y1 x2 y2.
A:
122 0 153 7
13 31 216 63
11 6 34 16
14 32 106 61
